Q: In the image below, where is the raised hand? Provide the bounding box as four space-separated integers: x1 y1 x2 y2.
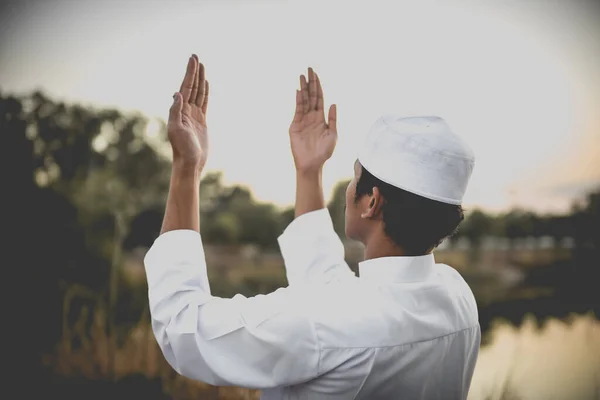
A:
289 68 337 174
168 54 210 170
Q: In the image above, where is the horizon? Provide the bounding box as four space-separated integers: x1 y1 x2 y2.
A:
1 0 599 213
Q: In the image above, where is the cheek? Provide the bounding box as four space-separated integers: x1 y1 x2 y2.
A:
345 180 354 202
344 182 356 221
344 183 357 238
345 183 353 212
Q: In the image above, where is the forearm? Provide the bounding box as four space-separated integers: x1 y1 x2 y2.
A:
284 168 356 284
295 168 326 218
160 162 202 234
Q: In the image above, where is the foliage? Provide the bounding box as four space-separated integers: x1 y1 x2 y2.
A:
3 88 598 397
327 179 350 236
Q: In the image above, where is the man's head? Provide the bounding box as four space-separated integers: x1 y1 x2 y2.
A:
344 160 464 255
345 115 475 256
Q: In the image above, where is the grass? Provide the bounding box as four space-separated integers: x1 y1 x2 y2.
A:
41 284 261 399
40 276 597 400
44 290 525 400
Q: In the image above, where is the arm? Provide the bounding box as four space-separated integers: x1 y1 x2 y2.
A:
279 68 355 285
160 54 207 235
160 164 201 234
289 68 334 218
295 168 325 219
144 231 320 387
146 56 320 387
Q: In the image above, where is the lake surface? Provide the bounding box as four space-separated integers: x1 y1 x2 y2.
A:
468 313 600 400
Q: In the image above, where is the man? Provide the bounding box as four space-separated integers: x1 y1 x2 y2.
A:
144 54 480 399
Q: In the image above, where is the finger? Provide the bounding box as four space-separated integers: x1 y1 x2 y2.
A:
328 104 337 133
315 72 324 111
293 90 303 123
308 67 318 110
169 92 183 126
180 56 197 103
189 61 200 104
196 62 206 107
300 75 309 114
201 81 209 115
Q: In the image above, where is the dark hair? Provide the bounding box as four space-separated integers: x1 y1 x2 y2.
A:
355 165 464 255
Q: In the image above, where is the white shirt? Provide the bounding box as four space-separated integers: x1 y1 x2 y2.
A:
144 208 480 399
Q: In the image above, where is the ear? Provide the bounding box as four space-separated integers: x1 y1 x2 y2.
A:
361 187 384 218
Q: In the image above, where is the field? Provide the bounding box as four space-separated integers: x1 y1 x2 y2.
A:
42 245 597 400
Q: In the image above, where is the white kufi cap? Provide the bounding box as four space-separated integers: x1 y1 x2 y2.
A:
357 115 475 205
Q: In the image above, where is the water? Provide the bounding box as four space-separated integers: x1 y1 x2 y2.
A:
468 313 600 400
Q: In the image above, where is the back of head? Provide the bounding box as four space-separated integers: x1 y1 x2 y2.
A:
355 115 475 254
358 115 475 205
354 167 465 255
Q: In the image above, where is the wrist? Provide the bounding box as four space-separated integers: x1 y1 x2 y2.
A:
294 167 326 218
296 166 323 179
172 159 203 181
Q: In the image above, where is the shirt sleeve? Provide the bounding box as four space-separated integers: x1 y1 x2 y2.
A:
144 230 320 388
277 208 356 285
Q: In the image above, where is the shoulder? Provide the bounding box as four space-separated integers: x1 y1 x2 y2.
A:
432 262 479 324
296 271 478 348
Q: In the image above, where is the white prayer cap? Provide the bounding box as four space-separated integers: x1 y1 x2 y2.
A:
357 115 475 205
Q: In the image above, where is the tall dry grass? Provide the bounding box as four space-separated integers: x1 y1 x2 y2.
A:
44 284 597 400
41 283 261 400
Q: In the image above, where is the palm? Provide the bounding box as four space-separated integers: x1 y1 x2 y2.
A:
168 55 210 167
179 103 208 158
289 68 337 172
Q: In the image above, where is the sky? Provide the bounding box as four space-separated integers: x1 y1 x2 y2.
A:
1 0 599 213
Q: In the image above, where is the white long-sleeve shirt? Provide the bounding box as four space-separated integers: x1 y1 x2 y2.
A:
144 208 480 399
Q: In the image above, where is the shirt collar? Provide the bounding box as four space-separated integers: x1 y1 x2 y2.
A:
358 253 436 283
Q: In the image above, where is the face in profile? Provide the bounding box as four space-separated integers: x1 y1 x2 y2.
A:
345 160 385 243
344 161 364 240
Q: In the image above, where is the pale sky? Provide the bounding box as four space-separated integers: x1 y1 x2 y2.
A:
1 0 599 213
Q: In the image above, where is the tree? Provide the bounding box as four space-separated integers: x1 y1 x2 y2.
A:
279 207 295 232
458 209 494 248
328 180 350 237
2 90 172 380
501 209 536 248
572 188 600 249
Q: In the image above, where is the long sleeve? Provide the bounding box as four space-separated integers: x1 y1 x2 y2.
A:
277 208 356 285
144 230 320 388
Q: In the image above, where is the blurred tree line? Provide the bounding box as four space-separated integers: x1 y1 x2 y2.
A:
451 204 599 250
2 90 297 385
2 90 598 386
327 182 599 251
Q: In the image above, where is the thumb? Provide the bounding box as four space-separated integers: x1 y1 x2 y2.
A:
328 104 337 133
169 92 183 125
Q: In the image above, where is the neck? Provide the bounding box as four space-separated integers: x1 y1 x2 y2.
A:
363 229 405 260
361 228 433 260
